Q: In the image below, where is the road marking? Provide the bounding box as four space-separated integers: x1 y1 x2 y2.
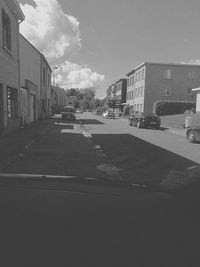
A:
168 130 179 134
187 165 199 170
94 145 101 150
96 164 122 176
131 184 147 188
0 173 76 179
82 130 93 138
83 177 97 180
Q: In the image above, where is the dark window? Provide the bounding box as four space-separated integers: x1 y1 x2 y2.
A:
2 9 11 51
43 68 46 85
42 99 46 112
7 87 18 119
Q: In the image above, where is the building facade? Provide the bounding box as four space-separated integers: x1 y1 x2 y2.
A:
20 34 41 125
192 87 200 112
51 86 67 113
115 78 127 111
126 62 199 114
106 87 111 99
40 55 52 119
110 83 116 98
20 34 52 124
0 0 24 133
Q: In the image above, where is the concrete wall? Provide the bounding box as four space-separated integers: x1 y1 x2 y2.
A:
0 1 21 133
40 56 52 118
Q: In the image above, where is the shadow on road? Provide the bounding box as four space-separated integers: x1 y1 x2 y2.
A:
80 119 104 125
92 133 199 185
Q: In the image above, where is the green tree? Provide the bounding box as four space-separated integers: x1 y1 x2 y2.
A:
107 97 117 109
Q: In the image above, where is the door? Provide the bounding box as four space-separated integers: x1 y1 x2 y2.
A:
30 94 35 123
21 88 28 125
0 84 4 131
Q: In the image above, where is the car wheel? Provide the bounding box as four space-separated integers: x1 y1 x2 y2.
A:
137 121 142 128
155 125 160 130
187 131 196 143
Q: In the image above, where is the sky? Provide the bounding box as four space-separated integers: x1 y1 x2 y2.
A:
19 0 200 98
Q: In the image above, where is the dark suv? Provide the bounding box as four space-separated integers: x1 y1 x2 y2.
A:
129 112 161 129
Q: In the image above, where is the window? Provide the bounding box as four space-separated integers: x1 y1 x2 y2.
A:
43 68 46 85
140 104 143 112
141 69 144 80
141 86 144 97
163 88 171 96
187 72 194 79
48 74 51 88
131 76 134 85
132 91 133 99
2 9 11 51
164 69 171 79
187 88 193 95
135 88 138 97
7 87 18 119
42 99 46 112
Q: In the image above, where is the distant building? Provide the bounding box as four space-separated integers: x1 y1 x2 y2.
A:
126 62 199 114
0 0 24 133
192 87 200 112
115 78 127 111
106 87 111 99
20 34 41 125
110 83 116 98
51 86 67 113
40 55 52 118
20 34 52 125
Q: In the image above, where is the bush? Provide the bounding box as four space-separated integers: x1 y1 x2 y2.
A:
156 101 196 116
123 105 131 115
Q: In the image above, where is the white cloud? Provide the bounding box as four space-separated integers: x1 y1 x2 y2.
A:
54 61 105 89
20 0 81 61
20 0 105 90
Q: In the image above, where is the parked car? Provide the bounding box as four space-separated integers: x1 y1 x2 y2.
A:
129 112 161 129
61 106 76 121
103 110 115 119
95 109 102 116
186 126 200 143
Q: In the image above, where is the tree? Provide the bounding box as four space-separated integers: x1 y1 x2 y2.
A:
106 97 117 109
66 87 96 110
123 104 131 115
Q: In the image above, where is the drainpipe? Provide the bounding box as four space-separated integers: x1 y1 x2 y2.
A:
18 21 24 128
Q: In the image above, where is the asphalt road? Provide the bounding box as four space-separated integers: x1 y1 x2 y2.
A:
0 113 200 266
0 112 199 187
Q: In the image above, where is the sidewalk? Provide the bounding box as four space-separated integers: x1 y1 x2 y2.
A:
162 125 186 137
0 119 53 172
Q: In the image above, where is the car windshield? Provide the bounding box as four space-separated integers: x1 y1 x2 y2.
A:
63 107 74 112
1 1 200 194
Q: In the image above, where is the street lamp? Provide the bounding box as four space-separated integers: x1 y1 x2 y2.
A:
53 66 58 87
